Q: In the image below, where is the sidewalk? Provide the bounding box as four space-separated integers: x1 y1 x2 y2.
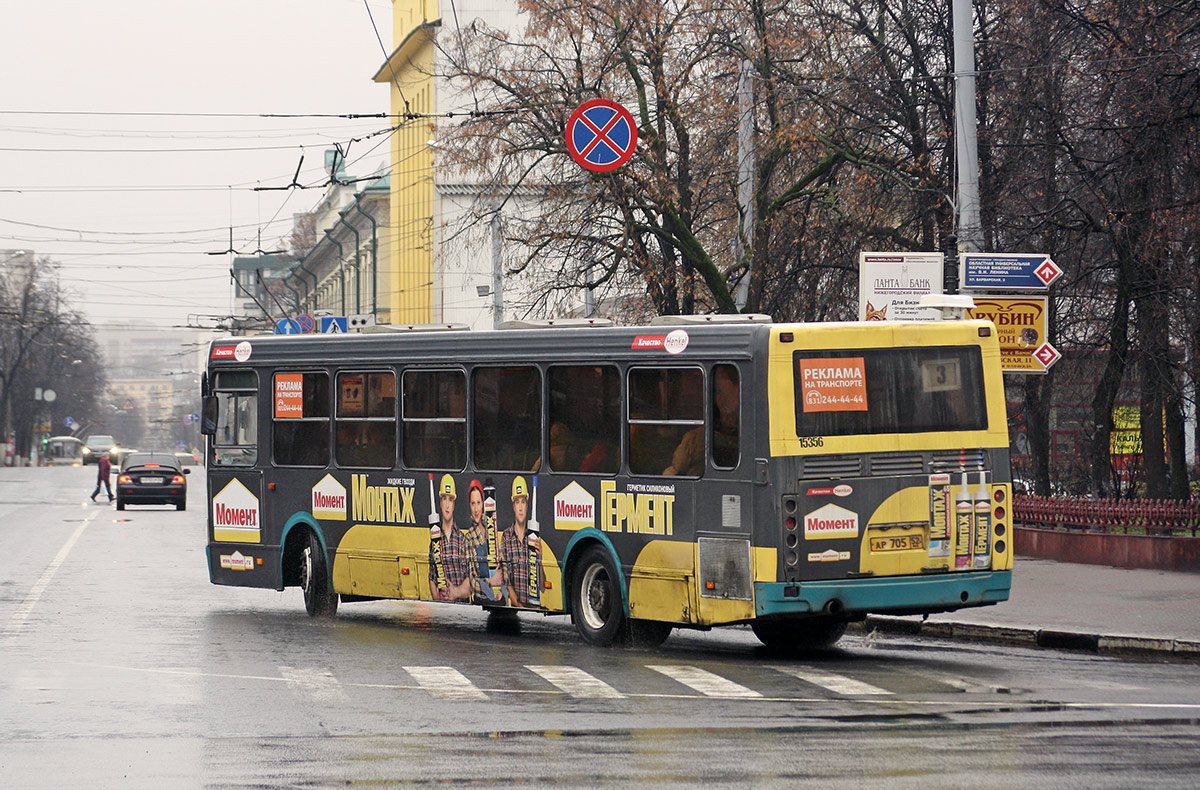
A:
861 557 1200 659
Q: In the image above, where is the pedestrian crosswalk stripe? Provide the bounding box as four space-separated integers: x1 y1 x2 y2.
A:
772 665 893 696
279 665 348 703
647 664 762 698
403 666 489 700
526 665 625 698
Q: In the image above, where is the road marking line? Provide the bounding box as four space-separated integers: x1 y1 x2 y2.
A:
280 665 349 704
647 665 762 698
526 665 624 698
403 666 489 700
2 513 96 638
772 665 894 696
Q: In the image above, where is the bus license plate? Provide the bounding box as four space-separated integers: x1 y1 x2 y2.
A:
141 476 164 484
870 534 924 552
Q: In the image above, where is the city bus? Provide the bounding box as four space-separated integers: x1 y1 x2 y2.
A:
201 316 1013 648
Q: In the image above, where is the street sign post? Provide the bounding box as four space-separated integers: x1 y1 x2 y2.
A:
565 99 638 172
960 253 1062 291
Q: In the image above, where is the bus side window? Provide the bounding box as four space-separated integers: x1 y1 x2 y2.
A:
212 370 258 467
335 371 396 468
628 367 704 476
711 364 740 469
402 370 466 470
547 365 619 474
473 366 541 471
273 371 330 467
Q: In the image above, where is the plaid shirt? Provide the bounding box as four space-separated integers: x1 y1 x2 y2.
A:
430 523 469 596
500 525 532 607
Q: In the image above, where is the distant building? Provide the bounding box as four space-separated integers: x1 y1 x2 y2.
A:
232 254 298 324
286 171 391 322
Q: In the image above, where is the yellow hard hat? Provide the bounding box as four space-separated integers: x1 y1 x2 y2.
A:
511 476 529 500
439 474 456 498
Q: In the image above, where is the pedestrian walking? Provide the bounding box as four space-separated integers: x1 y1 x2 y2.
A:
90 453 114 502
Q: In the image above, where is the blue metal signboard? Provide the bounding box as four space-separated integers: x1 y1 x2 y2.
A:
320 316 348 334
275 318 299 335
960 253 1062 290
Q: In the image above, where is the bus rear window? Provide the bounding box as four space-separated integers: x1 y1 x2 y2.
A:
793 346 987 437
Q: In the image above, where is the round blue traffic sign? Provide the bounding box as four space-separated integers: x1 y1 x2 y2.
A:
565 99 638 172
295 314 315 334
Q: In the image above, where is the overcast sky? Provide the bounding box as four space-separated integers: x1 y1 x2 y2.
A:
1 0 394 330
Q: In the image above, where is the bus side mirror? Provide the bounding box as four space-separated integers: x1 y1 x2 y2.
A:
200 395 218 436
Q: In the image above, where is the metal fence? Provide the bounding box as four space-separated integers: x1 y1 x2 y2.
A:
1014 496 1200 537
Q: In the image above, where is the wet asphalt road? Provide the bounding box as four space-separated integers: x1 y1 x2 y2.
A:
3 466 1200 788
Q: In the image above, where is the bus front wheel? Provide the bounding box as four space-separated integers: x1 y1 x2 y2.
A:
300 531 338 618
751 617 847 651
571 546 626 646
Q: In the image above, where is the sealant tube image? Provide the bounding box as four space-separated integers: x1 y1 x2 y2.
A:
484 479 500 601
428 473 446 595
955 471 973 570
527 475 541 607
927 473 952 562
972 471 992 570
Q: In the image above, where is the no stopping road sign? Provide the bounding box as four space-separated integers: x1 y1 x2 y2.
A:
565 99 638 172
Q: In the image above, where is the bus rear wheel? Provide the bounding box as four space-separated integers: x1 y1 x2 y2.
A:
751 617 847 651
571 546 626 646
300 531 338 617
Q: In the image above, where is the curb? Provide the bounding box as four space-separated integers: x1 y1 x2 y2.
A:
852 616 1200 660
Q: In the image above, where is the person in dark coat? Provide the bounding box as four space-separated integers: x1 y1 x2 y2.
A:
90 453 114 502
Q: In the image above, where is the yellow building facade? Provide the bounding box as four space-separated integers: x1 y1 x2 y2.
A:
373 2 439 324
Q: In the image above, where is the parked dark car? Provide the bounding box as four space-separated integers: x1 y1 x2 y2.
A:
116 452 189 511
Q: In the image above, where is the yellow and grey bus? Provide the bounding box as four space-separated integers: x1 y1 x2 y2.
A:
201 316 1013 648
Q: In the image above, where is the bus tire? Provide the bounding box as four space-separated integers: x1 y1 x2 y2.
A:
629 619 672 648
751 617 847 651
570 546 627 646
300 531 338 618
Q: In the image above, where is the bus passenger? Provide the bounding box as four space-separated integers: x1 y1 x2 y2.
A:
664 365 739 476
500 476 538 607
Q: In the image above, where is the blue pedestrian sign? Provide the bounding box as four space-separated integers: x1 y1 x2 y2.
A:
565 99 638 173
320 316 348 334
960 253 1062 291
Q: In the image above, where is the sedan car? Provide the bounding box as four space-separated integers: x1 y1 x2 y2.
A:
82 434 117 465
116 452 189 511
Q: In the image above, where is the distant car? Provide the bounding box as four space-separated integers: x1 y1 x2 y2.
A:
116 452 189 511
174 451 200 466
82 434 117 465
111 446 138 467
